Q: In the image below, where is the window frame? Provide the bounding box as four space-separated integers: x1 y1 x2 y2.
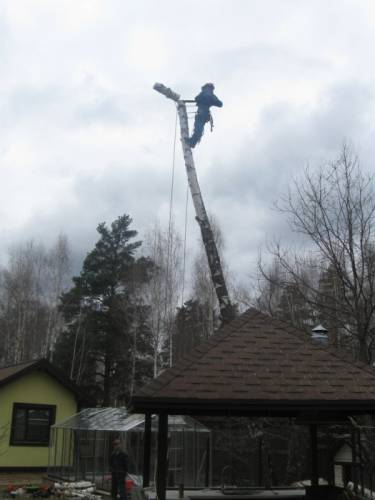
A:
10 402 56 447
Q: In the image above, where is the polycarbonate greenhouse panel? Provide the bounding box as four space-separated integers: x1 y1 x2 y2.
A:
53 409 211 433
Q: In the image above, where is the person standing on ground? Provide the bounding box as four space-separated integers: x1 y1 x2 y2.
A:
110 438 128 500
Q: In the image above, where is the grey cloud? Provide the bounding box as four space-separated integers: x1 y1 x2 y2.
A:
202 43 332 79
189 44 333 91
206 81 375 205
0 86 64 128
196 81 375 280
1 0 375 292
13 160 185 274
18 80 374 284
73 95 128 126
0 82 134 132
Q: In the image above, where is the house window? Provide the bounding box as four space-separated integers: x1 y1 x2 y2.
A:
10 403 56 446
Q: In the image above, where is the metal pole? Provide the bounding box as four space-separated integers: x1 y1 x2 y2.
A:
62 428 66 479
54 428 59 476
47 428 52 476
69 430 74 481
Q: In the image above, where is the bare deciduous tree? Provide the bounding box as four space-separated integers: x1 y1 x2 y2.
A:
0 241 46 363
44 234 72 359
143 221 183 374
259 145 375 362
0 235 72 365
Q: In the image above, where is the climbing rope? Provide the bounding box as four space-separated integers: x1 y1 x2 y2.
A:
181 183 189 307
165 104 191 327
166 107 178 248
165 107 178 367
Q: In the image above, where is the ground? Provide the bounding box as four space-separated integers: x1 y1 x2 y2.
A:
0 472 45 488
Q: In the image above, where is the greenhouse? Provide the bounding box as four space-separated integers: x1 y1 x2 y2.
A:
47 408 212 491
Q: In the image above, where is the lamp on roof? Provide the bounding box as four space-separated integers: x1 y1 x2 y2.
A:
311 324 328 344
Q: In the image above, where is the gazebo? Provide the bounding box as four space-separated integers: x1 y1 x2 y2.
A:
130 309 375 500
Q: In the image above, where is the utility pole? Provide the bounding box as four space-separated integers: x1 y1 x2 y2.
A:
153 83 235 324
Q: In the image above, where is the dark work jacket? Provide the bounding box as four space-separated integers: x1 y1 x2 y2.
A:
110 449 128 476
195 89 223 121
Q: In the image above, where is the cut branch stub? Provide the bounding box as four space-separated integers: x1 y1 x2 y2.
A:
153 83 180 102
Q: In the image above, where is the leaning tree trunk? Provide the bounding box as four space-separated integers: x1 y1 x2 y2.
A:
153 83 235 324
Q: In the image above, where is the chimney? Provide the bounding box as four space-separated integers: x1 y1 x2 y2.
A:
311 324 328 344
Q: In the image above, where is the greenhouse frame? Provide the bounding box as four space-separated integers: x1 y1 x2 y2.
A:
47 408 212 491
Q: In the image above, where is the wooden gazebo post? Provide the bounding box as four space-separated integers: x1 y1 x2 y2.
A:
351 423 358 494
156 413 169 500
142 413 152 488
310 424 319 487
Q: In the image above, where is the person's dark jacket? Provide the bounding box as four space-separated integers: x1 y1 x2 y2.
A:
110 449 128 476
195 89 223 121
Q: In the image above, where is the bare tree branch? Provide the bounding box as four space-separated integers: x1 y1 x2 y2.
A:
258 145 375 362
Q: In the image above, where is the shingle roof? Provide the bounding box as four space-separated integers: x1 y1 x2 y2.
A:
0 358 82 399
0 360 37 382
131 309 375 417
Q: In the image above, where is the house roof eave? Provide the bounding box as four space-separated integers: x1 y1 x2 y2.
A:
0 359 84 401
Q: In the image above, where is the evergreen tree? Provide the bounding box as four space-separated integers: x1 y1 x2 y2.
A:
54 215 154 406
172 300 212 362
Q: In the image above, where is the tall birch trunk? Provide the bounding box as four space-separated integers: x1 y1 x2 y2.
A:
153 83 235 324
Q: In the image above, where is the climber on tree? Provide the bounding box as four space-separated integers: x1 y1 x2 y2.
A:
187 83 223 148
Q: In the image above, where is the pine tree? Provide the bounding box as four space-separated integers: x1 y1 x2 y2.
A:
54 215 154 406
172 300 212 362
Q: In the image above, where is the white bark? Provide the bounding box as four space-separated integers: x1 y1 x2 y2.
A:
143 222 183 373
153 83 235 323
176 102 209 222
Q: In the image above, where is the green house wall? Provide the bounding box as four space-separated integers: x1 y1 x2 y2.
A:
0 371 77 468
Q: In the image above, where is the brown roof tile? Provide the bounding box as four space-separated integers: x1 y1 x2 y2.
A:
131 309 375 415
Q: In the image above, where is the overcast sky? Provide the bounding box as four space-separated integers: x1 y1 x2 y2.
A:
1 0 375 291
